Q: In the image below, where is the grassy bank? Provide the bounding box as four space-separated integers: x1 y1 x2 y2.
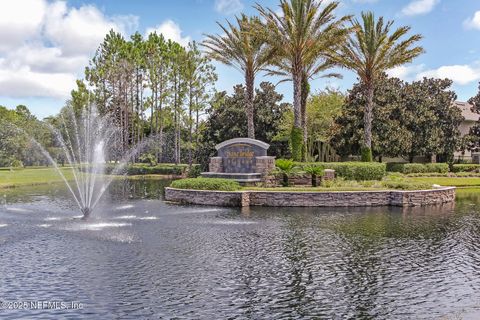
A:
0 167 76 189
0 167 174 189
407 177 480 188
245 186 389 192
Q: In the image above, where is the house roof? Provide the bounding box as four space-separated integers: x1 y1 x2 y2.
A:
454 101 480 122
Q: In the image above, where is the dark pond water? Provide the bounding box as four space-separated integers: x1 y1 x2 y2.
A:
1 180 480 319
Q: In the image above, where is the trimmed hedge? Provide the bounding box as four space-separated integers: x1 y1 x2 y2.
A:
386 162 449 174
170 178 241 191
103 163 200 176
295 162 386 181
452 164 480 173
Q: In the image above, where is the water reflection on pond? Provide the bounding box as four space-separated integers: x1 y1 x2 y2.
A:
1 180 480 319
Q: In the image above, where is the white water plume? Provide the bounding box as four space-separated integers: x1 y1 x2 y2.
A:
9 103 153 219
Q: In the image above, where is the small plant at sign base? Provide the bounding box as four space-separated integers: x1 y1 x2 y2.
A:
275 159 295 187
304 164 324 187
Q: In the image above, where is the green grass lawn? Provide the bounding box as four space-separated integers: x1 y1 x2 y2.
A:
0 167 76 189
0 167 174 189
245 186 385 192
407 176 480 187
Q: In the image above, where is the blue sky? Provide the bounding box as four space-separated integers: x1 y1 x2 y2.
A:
1 0 480 119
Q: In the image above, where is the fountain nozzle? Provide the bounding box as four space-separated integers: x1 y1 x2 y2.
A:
81 208 91 220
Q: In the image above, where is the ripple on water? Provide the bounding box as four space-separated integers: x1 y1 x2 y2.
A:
114 215 158 220
63 222 131 231
208 220 257 225
115 215 137 220
115 204 135 210
44 217 62 221
0 224 7 227
4 207 31 213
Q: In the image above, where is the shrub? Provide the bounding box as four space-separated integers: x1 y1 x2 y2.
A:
170 178 240 191
276 159 296 186
452 164 480 173
296 162 386 181
304 164 324 187
186 164 202 178
361 147 372 162
386 162 449 174
126 164 187 175
381 174 432 190
10 159 23 168
138 153 157 166
425 163 449 174
102 163 189 175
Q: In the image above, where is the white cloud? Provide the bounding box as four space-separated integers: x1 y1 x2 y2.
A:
401 0 439 16
44 2 136 56
388 63 480 86
0 67 76 98
214 0 243 15
417 64 480 85
352 0 378 3
0 0 46 52
387 64 426 81
0 0 142 99
464 11 480 30
146 20 191 46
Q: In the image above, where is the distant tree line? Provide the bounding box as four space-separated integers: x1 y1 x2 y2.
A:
84 31 217 164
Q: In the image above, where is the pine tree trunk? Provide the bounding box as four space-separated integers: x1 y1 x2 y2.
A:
245 70 255 139
195 95 200 146
188 84 193 167
158 74 164 162
174 75 178 165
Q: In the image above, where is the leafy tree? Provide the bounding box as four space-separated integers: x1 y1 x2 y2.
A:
332 76 412 160
184 41 217 166
0 105 52 167
203 14 272 139
256 0 350 160
276 88 344 161
402 78 460 162
332 76 461 162
198 82 291 168
332 12 424 161
84 29 217 163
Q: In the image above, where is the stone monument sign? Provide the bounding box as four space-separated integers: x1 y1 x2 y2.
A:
202 138 275 184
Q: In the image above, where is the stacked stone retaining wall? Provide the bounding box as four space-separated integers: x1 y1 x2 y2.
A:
165 187 455 207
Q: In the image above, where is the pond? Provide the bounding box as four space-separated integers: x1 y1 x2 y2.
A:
1 179 480 319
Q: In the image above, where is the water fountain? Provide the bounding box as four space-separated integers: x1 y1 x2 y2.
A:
28 104 146 219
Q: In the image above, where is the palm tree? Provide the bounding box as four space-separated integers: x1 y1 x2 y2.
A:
332 11 424 161
256 0 349 161
202 14 272 139
265 57 341 159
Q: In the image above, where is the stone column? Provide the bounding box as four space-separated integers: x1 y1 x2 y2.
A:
209 157 223 173
323 169 335 181
255 156 275 174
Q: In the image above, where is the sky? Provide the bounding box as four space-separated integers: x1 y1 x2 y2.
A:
1 0 480 119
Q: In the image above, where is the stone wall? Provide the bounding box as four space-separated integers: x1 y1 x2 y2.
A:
209 157 222 173
390 188 456 207
255 156 275 174
165 187 456 207
165 188 248 207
